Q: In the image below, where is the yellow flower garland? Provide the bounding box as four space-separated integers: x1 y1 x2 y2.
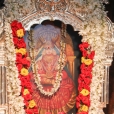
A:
20 68 29 76
16 48 26 55
81 57 92 65
29 100 36 108
81 105 88 112
80 89 90 96
16 29 24 37
23 89 30 95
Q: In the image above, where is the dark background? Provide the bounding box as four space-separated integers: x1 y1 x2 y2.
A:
105 0 114 23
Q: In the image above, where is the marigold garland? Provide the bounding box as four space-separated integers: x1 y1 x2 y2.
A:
76 42 95 114
10 20 38 114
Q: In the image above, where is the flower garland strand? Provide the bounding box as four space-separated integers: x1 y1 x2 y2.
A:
4 20 25 114
33 41 66 96
10 20 38 114
78 1 108 113
76 42 95 114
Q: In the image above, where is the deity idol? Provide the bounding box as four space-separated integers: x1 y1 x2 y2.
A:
27 25 76 114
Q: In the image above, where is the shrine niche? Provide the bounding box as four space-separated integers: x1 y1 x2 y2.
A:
0 0 114 114
24 21 77 114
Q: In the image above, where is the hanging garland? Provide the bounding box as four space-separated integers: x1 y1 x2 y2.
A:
10 20 38 114
33 40 66 96
77 1 108 113
4 20 25 114
76 42 95 114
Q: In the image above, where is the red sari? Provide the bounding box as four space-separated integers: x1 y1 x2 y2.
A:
31 53 76 114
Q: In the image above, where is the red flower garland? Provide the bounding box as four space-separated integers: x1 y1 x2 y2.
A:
10 20 38 114
76 42 95 114
10 21 95 114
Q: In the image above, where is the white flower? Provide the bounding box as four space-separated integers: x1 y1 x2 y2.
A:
4 21 25 114
33 41 65 96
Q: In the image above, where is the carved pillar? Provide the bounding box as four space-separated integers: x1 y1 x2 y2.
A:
102 51 113 107
108 23 114 114
0 39 8 113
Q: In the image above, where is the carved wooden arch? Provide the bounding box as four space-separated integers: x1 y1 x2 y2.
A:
21 11 83 31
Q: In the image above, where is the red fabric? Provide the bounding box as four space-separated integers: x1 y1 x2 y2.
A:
31 70 75 109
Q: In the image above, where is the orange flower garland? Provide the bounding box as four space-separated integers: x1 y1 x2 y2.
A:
10 20 38 114
76 42 95 114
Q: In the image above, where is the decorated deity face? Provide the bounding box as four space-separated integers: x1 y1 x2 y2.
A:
43 41 54 49
33 25 61 48
42 41 56 55
43 48 54 55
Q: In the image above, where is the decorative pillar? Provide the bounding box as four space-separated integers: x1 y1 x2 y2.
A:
101 50 114 107
0 40 8 114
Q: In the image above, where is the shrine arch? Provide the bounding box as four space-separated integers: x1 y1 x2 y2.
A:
21 11 83 31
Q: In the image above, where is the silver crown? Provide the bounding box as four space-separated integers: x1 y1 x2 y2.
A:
33 25 61 44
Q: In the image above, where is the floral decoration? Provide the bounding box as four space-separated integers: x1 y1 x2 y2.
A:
33 41 66 96
10 20 38 114
76 42 95 114
78 1 109 114
4 0 109 113
4 20 25 114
